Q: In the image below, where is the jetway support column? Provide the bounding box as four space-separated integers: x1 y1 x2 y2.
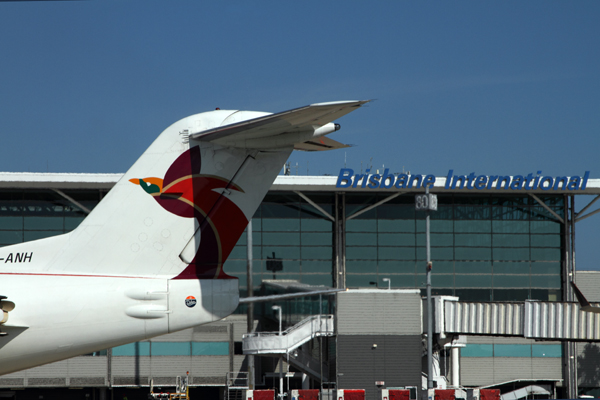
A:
451 347 459 387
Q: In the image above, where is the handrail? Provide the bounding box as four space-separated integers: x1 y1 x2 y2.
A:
243 314 333 339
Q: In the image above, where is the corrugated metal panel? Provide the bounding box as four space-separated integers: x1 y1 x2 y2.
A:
67 357 108 378
445 302 524 336
460 358 494 387
191 355 229 377
532 358 562 380
17 359 69 378
468 335 530 345
575 272 600 302
112 356 152 378
460 357 561 387
192 324 230 341
337 291 422 335
524 301 600 340
152 328 194 342
233 319 252 342
149 356 192 377
233 355 247 373
0 357 108 386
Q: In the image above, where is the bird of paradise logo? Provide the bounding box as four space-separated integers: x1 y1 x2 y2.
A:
129 146 247 279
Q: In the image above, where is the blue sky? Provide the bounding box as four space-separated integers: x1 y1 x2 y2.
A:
1 1 600 269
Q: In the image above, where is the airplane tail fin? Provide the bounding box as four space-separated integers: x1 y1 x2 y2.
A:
12 101 367 279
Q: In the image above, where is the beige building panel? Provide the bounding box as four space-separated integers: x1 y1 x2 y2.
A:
460 358 495 386
152 328 194 342
461 357 561 387
16 360 69 378
191 356 229 376
576 272 600 302
192 323 230 341
112 357 152 377
531 358 562 380
149 356 193 377
337 291 422 335
67 357 108 377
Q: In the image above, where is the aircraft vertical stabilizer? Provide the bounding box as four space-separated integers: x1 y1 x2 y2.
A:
0 100 368 375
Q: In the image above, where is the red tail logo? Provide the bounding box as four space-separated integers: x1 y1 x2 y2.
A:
130 146 248 279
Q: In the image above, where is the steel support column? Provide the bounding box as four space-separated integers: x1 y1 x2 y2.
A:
562 194 577 399
334 193 346 289
246 220 255 389
569 195 578 397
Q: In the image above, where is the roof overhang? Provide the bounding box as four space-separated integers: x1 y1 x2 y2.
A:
1 172 599 195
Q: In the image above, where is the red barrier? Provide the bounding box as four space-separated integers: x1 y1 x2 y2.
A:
480 389 500 400
253 390 275 400
298 389 320 400
434 390 455 400
389 389 410 400
343 389 366 400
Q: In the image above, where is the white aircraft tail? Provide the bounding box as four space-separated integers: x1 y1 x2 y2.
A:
1 101 367 280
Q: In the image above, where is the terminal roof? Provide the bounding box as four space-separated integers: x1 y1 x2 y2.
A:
0 173 599 194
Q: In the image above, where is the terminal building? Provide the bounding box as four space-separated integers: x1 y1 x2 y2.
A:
1 171 600 400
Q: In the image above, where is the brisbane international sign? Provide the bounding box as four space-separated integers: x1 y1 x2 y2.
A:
335 168 590 191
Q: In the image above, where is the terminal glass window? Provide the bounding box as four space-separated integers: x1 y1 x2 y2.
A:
224 192 335 298
344 193 563 302
0 189 101 247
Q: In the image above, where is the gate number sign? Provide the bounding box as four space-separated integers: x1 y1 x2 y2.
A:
415 194 438 211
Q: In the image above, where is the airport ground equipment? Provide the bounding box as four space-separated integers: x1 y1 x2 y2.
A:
148 374 188 400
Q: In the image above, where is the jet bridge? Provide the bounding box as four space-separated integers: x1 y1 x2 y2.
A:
435 296 600 341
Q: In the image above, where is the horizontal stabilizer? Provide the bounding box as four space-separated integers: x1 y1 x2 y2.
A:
294 136 351 152
190 100 368 149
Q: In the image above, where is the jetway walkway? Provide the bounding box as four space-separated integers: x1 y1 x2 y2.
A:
242 314 334 355
437 296 600 341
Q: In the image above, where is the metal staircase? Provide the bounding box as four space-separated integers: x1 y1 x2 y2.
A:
287 345 330 380
226 372 248 400
242 314 334 355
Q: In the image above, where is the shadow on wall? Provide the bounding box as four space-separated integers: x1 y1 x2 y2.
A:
578 343 600 397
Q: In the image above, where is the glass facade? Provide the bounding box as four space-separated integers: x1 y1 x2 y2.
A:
0 188 564 304
225 192 564 302
0 189 102 246
225 192 335 296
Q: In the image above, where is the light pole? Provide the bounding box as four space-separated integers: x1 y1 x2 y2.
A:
382 278 391 290
272 305 283 399
415 187 437 392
